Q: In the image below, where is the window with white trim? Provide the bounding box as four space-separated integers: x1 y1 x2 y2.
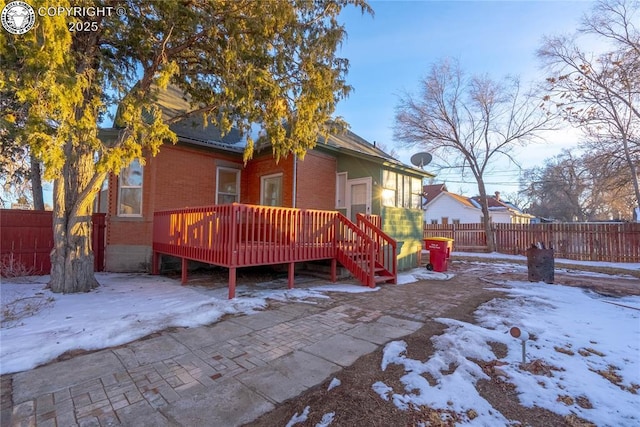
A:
411 177 421 208
118 160 143 216
216 167 240 204
382 170 422 209
261 173 283 206
382 170 397 207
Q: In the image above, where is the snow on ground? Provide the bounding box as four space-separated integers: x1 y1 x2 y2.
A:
327 377 341 391
375 279 640 426
2 258 639 426
0 272 379 375
451 251 640 273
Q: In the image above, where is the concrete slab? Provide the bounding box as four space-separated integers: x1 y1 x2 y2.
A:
116 400 173 427
228 310 296 331
163 376 274 426
376 315 424 332
273 302 324 317
235 365 307 404
303 334 378 367
12 351 124 402
170 321 253 350
345 317 424 345
114 335 190 369
273 350 341 388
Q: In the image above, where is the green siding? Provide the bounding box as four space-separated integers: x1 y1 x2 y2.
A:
382 206 423 271
335 155 383 215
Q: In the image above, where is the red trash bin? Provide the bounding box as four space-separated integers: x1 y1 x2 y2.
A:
424 237 454 272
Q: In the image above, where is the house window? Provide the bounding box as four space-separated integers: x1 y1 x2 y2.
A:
94 178 108 213
336 172 347 208
403 176 411 208
453 219 460 225
441 217 449 225
411 177 421 209
261 173 283 206
431 219 438 224
216 167 240 204
382 170 422 209
118 160 143 216
382 170 397 207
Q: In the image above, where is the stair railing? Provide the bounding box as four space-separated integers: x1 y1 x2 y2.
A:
356 213 397 284
335 213 376 287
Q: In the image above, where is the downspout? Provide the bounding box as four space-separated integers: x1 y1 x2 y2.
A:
292 155 297 208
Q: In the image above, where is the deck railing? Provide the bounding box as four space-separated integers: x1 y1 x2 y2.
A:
153 203 395 297
357 213 397 283
153 204 338 267
335 213 376 288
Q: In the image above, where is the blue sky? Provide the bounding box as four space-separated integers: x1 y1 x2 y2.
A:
334 0 596 197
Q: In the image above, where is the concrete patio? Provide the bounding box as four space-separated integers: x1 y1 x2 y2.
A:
3 268 495 427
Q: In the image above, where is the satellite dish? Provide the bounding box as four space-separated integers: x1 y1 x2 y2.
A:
410 152 432 169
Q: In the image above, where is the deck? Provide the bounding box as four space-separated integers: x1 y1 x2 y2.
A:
152 203 397 298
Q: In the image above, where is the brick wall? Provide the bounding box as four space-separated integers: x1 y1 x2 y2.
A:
296 151 336 210
104 144 338 270
107 144 241 247
241 154 294 206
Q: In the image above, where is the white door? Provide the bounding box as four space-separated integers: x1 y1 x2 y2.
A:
347 177 372 222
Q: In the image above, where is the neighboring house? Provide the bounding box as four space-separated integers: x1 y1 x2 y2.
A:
423 186 534 225
96 87 433 273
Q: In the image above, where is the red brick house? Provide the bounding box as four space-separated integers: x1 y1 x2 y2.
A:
96 88 432 275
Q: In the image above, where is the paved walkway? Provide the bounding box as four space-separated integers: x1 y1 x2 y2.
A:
3 268 495 427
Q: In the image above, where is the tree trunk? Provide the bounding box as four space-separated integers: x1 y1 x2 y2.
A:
30 156 44 210
476 180 496 252
621 137 640 222
49 148 99 293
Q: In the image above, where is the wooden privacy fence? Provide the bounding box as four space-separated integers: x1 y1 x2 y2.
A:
423 222 640 263
0 210 106 275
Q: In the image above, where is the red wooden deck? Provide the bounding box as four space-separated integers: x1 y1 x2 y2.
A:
152 203 397 298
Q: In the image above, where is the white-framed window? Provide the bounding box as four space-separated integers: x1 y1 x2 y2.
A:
336 172 347 208
411 177 421 208
261 173 283 206
216 167 240 204
118 159 143 216
382 170 422 209
382 170 397 207
403 175 411 208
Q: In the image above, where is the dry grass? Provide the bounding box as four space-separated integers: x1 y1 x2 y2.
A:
521 359 564 377
593 365 623 386
557 395 574 405
407 404 465 426
0 255 35 278
578 347 605 357
554 345 575 356
576 395 593 409
1 294 54 329
564 414 597 427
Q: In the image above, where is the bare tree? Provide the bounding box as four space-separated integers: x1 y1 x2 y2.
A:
394 58 554 251
522 151 591 221
538 0 640 220
522 149 636 221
